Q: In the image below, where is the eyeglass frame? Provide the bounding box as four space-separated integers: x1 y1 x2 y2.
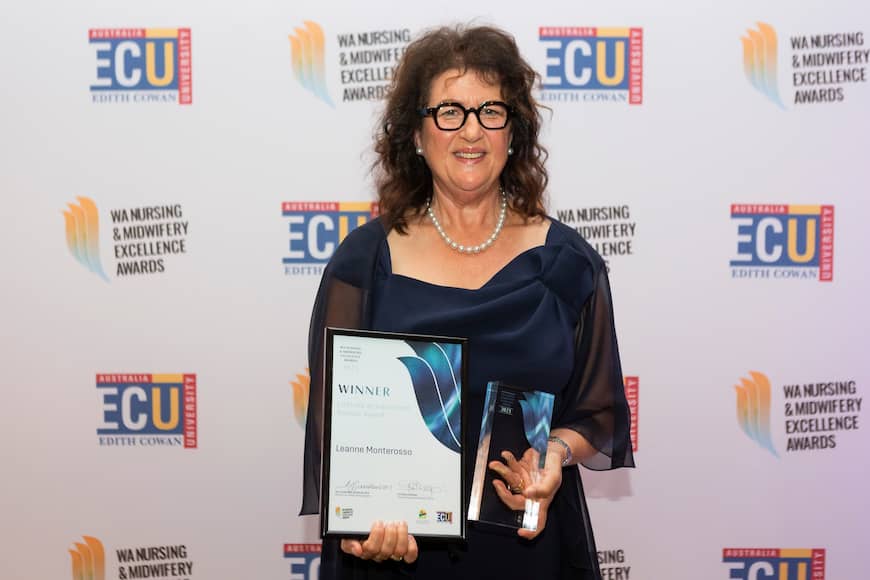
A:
417 100 513 131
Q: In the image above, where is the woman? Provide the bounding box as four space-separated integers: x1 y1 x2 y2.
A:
301 25 634 579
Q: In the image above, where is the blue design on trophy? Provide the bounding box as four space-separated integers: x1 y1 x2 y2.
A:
398 341 462 453
519 392 555 455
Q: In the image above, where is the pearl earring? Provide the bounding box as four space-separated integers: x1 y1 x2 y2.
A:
416 147 423 155
507 147 514 156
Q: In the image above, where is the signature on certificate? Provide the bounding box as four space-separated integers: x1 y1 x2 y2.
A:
395 480 444 498
335 480 393 496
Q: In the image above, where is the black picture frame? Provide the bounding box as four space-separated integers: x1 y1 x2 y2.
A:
321 327 468 541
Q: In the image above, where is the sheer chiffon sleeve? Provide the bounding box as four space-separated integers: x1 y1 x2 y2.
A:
555 263 635 471
299 220 386 515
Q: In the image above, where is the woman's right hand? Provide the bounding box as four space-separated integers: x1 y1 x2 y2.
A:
339 520 418 563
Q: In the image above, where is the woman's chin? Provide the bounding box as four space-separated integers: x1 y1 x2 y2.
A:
442 177 500 197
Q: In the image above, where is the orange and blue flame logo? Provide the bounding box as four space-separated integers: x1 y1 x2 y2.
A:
734 371 778 457
741 23 785 109
289 21 334 107
63 197 109 281
69 536 105 580
291 369 311 428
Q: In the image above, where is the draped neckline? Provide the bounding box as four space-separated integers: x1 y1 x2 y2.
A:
381 220 555 292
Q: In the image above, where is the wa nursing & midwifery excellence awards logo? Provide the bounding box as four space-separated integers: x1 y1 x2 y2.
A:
282 201 378 276
69 537 195 580
539 26 642 104
734 372 863 455
554 204 638 273
96 374 197 449
289 21 411 105
89 28 192 104
742 22 868 107
730 204 833 282
63 198 191 279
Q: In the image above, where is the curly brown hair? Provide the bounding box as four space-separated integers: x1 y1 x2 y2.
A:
373 25 548 233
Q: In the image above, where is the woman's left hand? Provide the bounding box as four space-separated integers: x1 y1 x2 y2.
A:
488 447 563 539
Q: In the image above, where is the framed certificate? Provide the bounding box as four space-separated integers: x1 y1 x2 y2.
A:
321 328 467 540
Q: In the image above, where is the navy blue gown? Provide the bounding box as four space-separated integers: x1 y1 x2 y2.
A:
301 218 634 580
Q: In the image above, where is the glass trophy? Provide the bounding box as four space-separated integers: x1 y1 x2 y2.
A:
467 381 555 531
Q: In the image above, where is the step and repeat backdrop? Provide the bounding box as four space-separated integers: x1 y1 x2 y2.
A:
2 1 868 579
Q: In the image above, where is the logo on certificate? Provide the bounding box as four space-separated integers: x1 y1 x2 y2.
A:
435 511 453 523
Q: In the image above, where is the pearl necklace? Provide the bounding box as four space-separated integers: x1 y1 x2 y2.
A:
426 190 507 254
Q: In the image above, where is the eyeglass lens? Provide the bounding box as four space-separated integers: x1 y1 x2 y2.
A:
434 103 509 130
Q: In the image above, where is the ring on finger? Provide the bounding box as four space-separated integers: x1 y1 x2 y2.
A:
390 555 403 562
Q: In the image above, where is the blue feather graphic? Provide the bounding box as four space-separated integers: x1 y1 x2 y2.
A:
397 341 462 453
519 392 554 455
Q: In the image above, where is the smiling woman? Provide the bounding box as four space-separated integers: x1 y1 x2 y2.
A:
301 23 634 580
